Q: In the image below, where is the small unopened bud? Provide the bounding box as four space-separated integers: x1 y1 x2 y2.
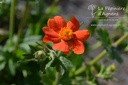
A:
34 50 46 61
107 64 116 72
111 64 116 71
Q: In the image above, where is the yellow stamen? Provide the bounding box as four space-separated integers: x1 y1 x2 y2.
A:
59 27 73 41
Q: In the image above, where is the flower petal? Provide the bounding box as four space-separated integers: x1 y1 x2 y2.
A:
43 35 60 43
74 30 90 41
48 19 59 32
48 16 66 32
43 35 51 42
42 27 60 43
43 27 59 37
67 16 80 32
52 41 70 54
54 16 67 28
70 40 85 54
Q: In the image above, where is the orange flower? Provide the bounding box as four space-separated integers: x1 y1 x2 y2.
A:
42 16 90 54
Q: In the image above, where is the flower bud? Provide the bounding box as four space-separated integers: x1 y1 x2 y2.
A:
107 64 116 72
34 50 46 61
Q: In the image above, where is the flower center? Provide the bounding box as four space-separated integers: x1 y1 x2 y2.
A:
59 27 73 41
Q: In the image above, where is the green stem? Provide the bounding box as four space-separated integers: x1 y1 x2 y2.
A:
53 72 61 85
74 33 128 76
9 0 16 44
89 50 106 65
114 33 128 47
74 66 86 76
14 2 29 52
91 41 102 50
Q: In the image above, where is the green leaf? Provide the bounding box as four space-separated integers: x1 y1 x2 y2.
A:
15 48 26 59
40 57 56 73
0 54 6 71
110 48 123 63
8 59 16 76
68 52 83 69
29 45 39 52
0 61 6 71
23 53 34 59
23 35 41 43
41 68 56 85
40 58 50 73
59 56 73 70
60 72 72 85
52 58 65 75
97 29 111 50
97 29 112 55
45 59 54 70
88 20 98 36
3 35 17 52
56 64 65 75
19 35 41 52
